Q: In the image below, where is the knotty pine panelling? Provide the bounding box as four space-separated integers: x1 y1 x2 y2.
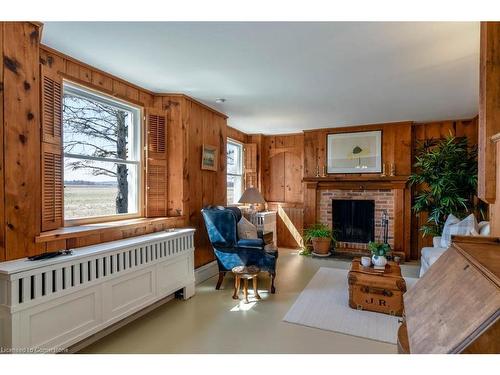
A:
2 22 44 260
479 22 500 205
303 121 413 179
39 45 155 108
0 26 229 263
185 99 228 268
261 134 304 248
0 23 4 261
227 126 248 143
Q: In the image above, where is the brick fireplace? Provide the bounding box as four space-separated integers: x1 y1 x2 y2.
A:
319 189 395 251
303 176 411 258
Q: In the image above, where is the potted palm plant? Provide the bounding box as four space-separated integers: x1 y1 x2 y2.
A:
302 224 336 256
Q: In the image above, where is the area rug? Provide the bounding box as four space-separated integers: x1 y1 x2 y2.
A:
282 267 418 344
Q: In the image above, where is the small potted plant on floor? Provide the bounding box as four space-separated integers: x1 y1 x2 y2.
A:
368 241 391 267
302 224 336 256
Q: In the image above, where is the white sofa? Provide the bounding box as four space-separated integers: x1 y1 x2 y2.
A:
419 221 490 277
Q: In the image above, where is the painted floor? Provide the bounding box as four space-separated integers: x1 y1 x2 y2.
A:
81 249 420 353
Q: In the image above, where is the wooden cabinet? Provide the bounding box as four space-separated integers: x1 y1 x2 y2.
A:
401 237 500 353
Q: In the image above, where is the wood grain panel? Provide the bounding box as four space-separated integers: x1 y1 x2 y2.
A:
284 152 303 203
266 152 285 202
303 121 412 179
404 242 500 353
0 24 4 261
268 203 304 248
3 22 43 260
479 22 500 204
163 96 186 217
227 126 248 143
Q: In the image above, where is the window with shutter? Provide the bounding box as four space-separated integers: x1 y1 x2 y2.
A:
61 83 142 223
41 66 64 231
145 110 168 217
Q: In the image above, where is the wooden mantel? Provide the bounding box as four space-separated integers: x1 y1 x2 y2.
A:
303 175 410 190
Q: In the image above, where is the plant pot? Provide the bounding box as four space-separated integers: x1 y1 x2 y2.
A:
372 255 387 267
311 237 331 255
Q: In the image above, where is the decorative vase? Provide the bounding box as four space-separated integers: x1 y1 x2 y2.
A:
311 237 331 255
360 256 372 267
372 255 387 267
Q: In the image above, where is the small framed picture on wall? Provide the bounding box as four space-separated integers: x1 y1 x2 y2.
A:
201 144 218 171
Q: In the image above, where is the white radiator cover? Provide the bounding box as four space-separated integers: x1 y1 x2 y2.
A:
0 228 195 353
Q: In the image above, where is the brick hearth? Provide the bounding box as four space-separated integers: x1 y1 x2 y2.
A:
319 189 395 251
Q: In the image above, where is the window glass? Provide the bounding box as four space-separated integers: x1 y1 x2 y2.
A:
227 140 244 205
63 83 141 221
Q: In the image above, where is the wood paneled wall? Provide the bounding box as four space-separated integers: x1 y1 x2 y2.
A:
0 23 228 267
256 119 478 257
478 22 500 235
304 121 413 178
261 134 304 248
40 45 156 109
0 22 44 261
184 98 228 267
227 126 248 144
0 24 3 262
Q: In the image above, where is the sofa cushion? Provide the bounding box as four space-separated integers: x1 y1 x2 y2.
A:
440 214 477 248
479 221 490 236
237 216 258 239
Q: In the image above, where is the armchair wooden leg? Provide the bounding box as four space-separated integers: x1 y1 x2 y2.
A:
216 272 225 290
270 272 276 294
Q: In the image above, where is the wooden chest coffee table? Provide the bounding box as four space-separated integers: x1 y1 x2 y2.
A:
348 258 407 316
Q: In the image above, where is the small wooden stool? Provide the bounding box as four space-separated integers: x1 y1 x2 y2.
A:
232 265 261 303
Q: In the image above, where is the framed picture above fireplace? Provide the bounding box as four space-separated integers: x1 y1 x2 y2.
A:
327 130 382 173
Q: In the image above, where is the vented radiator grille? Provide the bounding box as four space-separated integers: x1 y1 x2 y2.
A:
0 230 194 307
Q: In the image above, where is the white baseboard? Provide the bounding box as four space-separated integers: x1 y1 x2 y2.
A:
195 261 218 284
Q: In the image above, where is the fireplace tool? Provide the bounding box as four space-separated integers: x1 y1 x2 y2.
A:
381 209 389 244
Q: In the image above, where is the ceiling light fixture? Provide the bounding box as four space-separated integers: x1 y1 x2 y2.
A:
215 98 226 103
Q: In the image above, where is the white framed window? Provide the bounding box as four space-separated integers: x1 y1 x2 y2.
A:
227 139 244 205
62 82 142 224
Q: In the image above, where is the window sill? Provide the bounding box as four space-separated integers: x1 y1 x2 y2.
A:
36 216 186 243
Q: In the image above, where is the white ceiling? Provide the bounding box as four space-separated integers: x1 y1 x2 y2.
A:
42 22 480 134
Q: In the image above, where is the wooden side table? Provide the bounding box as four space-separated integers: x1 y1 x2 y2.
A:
232 265 261 303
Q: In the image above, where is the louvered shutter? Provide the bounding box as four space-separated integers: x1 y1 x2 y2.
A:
40 66 64 231
244 143 258 189
145 110 168 217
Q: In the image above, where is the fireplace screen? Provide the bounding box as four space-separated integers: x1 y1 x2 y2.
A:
332 199 375 243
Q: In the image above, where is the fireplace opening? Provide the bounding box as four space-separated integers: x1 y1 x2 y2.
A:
332 199 375 244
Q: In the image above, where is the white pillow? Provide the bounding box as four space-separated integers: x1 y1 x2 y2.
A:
478 221 490 236
440 214 460 248
441 214 478 248
237 216 258 239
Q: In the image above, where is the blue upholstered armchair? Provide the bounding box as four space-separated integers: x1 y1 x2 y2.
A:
201 206 278 293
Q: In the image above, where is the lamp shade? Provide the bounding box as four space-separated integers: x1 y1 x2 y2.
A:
238 187 266 205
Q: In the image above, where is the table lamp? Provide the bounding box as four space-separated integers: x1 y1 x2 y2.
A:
238 187 266 214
